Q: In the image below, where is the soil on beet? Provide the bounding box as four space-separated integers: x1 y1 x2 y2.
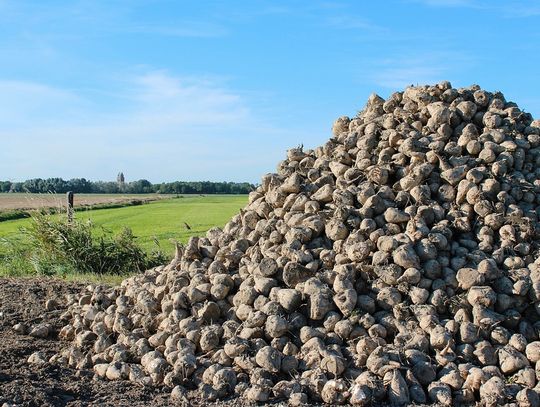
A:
0 278 244 407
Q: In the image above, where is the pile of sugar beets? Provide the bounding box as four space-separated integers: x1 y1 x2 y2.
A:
47 82 540 406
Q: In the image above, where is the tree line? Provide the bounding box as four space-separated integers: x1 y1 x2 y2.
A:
0 178 255 195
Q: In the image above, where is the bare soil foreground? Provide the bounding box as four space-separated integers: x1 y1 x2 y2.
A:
0 278 245 407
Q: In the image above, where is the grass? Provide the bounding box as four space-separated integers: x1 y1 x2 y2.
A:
0 210 31 222
0 195 248 280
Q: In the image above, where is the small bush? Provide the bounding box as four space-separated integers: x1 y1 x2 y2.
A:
19 215 165 276
0 210 31 222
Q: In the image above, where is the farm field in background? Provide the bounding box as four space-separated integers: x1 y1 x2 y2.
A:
0 195 248 258
0 192 175 211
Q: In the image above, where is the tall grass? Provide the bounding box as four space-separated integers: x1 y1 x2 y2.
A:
0 210 31 222
0 236 33 276
0 214 165 278
0 195 247 281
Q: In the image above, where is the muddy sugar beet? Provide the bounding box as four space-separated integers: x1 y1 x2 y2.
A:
48 82 540 406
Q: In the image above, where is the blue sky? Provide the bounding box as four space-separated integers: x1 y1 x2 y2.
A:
0 0 539 183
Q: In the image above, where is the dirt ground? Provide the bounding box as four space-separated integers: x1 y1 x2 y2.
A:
0 278 249 407
0 194 170 211
0 278 433 407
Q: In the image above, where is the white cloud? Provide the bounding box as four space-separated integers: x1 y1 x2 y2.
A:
503 3 540 17
324 15 387 34
126 22 228 38
0 80 86 126
0 1 228 41
373 66 447 89
128 72 249 126
0 71 304 183
410 0 540 16
368 52 474 90
413 0 475 6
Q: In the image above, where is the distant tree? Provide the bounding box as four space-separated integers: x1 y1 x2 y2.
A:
21 178 42 193
0 181 12 193
127 179 152 193
68 178 91 193
9 182 23 192
0 178 255 194
91 181 119 194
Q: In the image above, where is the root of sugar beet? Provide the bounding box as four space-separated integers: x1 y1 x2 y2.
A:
43 82 540 406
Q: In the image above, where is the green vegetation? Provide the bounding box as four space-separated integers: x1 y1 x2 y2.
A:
0 195 247 280
20 215 166 276
0 210 31 222
1 177 255 194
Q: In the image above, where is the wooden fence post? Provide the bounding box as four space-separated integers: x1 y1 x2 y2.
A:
67 191 74 224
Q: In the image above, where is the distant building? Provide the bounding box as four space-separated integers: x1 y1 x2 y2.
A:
117 172 125 186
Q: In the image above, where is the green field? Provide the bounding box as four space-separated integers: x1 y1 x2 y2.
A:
0 196 248 276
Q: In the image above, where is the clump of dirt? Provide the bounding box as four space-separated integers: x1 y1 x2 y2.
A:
20 83 540 405
0 278 171 406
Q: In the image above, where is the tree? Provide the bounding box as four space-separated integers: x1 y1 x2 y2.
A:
0 178 255 194
68 178 91 193
0 181 11 192
128 179 152 193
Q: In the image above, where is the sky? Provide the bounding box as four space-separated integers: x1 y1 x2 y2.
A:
0 0 539 184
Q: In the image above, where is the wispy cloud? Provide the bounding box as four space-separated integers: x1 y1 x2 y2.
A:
372 65 447 89
122 21 228 38
125 71 250 126
410 0 540 17
503 3 540 17
367 52 474 89
0 1 228 40
412 0 476 6
0 71 300 182
324 15 387 32
0 80 87 126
